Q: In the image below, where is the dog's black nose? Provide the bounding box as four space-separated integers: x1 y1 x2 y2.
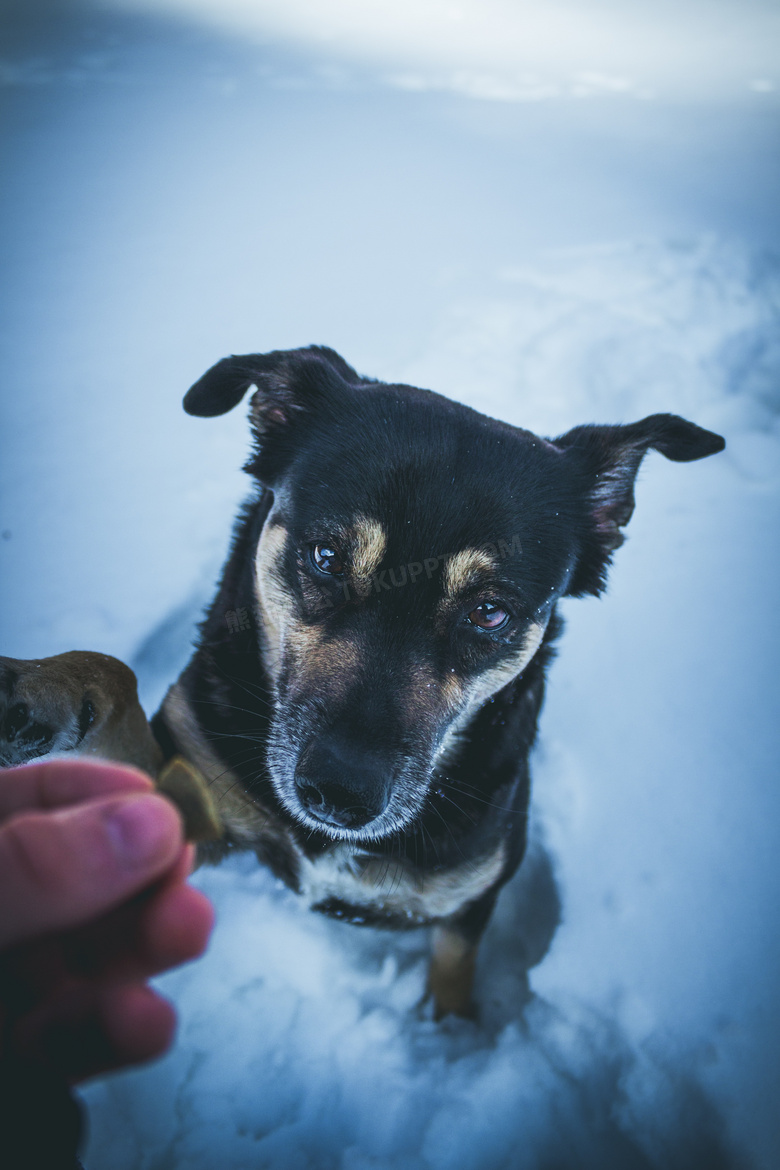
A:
295 777 374 829
294 735 390 831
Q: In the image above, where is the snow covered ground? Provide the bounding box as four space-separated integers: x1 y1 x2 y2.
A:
1 3 779 1168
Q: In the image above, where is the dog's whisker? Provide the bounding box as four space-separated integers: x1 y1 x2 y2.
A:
434 775 518 816
193 694 272 720
431 788 479 827
424 801 473 870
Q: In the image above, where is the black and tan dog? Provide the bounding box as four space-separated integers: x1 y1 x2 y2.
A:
0 346 725 1016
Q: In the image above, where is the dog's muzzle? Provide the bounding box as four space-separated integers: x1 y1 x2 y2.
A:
294 734 392 831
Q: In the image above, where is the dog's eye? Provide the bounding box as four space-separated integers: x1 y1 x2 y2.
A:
311 543 344 576
467 602 510 631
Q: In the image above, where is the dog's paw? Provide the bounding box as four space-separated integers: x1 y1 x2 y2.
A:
0 694 58 764
0 651 163 775
0 654 99 767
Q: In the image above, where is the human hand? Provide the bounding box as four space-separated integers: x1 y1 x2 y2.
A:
0 757 214 1083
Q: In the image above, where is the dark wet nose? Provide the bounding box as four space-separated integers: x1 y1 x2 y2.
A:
294 735 391 831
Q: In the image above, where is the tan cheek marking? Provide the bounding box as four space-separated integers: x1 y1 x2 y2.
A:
255 519 365 696
442 549 496 597
286 624 364 705
442 672 464 707
351 515 387 582
519 618 547 666
285 621 324 668
399 662 457 727
254 522 294 682
430 619 550 765
463 619 548 712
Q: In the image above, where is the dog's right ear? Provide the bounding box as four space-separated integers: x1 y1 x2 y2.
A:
183 345 360 432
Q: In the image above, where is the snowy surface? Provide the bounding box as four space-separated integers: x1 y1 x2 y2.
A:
1 4 779 1169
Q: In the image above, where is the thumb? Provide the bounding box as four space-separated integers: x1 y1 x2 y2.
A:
0 793 183 949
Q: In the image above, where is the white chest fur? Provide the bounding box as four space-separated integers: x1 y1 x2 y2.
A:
298 840 507 924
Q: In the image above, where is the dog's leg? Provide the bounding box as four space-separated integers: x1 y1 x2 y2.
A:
427 887 500 1020
428 925 478 1019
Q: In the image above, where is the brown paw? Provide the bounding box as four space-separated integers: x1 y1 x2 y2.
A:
426 924 479 1020
0 652 162 775
1 655 85 765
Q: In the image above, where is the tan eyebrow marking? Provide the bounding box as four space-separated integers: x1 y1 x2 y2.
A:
351 515 387 581
442 549 496 597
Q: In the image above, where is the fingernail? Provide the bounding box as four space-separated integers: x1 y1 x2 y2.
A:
105 794 178 868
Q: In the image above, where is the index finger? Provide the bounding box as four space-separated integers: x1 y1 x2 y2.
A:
0 759 153 821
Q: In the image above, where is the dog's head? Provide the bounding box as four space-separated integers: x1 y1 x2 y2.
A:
185 346 724 842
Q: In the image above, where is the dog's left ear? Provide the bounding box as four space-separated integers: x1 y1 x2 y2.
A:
554 413 725 596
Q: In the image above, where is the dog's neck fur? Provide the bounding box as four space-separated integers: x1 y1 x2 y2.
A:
154 488 560 889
